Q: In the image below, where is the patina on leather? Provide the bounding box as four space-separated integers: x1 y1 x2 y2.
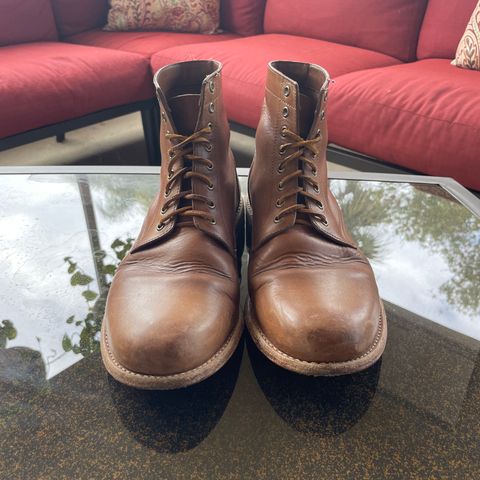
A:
103 60 242 382
247 61 385 371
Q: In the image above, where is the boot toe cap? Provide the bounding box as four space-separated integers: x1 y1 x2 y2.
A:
253 268 382 364
105 271 238 376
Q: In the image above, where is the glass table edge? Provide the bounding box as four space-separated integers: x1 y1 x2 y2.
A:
0 165 478 217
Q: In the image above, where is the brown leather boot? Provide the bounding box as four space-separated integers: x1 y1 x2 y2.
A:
246 61 387 376
101 60 244 389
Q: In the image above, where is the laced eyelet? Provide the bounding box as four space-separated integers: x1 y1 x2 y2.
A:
208 102 215 113
164 189 171 197
210 218 217 225
280 126 287 137
161 206 168 214
273 216 281 224
205 142 213 152
282 106 289 118
161 111 167 122
207 183 214 191
167 170 174 179
312 168 317 177
283 85 290 97
278 182 284 191
168 149 175 159
317 200 324 210
321 217 329 226
314 185 320 193
320 110 325 121
207 161 214 170
279 144 287 155
276 199 285 208
156 222 165 231
277 164 285 174
209 80 215 93
208 201 216 209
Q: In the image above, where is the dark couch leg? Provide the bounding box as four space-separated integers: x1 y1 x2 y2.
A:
56 133 65 143
141 105 160 166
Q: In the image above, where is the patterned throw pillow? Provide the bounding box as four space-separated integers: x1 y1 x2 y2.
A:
105 0 220 34
452 0 480 71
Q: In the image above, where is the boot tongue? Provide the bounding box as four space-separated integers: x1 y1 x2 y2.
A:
168 94 201 226
169 93 201 135
298 93 315 138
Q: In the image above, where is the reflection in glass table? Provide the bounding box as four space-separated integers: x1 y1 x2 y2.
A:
0 167 479 479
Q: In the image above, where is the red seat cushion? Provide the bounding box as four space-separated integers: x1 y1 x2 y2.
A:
417 0 478 60
263 0 428 62
328 60 480 190
0 0 58 46
67 29 238 58
0 43 153 139
151 34 401 129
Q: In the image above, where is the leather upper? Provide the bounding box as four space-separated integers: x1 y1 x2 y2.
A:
248 61 382 364
105 60 240 376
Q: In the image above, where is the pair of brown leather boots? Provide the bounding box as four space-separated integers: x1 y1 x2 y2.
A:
101 60 387 389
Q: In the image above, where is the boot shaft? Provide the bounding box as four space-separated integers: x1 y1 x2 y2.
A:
132 60 239 255
249 61 355 250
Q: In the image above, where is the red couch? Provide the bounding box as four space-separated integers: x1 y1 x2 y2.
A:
1 0 479 190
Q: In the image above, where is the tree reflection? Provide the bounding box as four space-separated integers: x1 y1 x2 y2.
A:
61 237 134 356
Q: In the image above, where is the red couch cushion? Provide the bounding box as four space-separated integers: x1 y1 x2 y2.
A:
328 60 480 190
263 0 428 62
151 34 401 129
67 29 238 58
221 0 265 35
417 0 478 60
0 43 152 139
0 0 58 46
51 0 109 37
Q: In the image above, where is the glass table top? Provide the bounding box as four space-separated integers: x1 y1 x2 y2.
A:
1 168 479 478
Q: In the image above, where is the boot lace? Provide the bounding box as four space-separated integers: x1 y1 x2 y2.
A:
274 128 328 226
157 125 216 231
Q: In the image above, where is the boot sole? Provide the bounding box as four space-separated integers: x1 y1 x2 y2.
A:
101 312 244 390
245 298 387 376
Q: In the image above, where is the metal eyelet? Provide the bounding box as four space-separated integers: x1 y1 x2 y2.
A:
282 106 289 118
167 170 174 179
156 222 165 231
279 145 287 155
276 199 285 208
273 216 281 224
312 168 317 177
161 206 168 214
278 182 284 191
205 142 213 152
207 122 213 131
277 164 285 174
208 201 216 209
164 189 171 197
280 126 287 137
210 218 217 225
208 102 215 113
320 110 325 121
207 183 214 191
207 161 214 170
161 111 167 122
283 85 290 97
317 200 324 210
314 185 320 193
168 149 175 158
209 80 215 93
321 217 329 226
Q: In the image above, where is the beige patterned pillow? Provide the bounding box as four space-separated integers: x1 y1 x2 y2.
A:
452 0 480 70
104 0 220 34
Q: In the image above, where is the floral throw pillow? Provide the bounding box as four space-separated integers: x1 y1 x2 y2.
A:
452 0 480 71
105 0 220 34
